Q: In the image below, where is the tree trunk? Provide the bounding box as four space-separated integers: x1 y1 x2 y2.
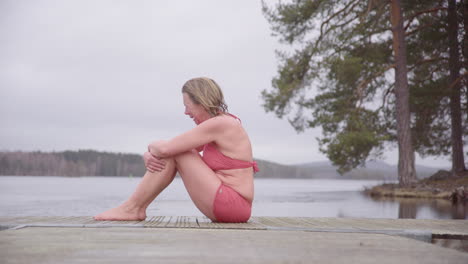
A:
390 0 417 186
448 0 466 175
465 0 468 115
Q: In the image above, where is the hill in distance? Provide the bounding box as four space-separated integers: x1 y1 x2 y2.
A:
255 159 442 180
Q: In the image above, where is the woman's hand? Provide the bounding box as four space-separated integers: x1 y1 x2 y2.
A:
143 151 166 173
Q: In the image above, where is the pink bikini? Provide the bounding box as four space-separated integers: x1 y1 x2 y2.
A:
202 114 259 223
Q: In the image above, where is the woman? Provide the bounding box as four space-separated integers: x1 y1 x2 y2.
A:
94 77 258 223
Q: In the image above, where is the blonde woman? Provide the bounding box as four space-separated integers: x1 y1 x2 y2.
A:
94 77 258 223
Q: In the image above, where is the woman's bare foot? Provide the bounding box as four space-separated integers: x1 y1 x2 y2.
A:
94 203 146 221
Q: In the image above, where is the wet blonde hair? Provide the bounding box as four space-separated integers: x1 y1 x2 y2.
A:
182 77 228 116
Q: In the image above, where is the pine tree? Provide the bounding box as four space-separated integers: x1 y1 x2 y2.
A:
261 0 466 185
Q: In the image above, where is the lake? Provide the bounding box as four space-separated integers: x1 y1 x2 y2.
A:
0 176 465 219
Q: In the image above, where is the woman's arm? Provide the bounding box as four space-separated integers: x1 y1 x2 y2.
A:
148 116 227 158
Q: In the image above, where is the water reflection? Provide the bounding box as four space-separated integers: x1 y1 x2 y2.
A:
370 196 468 219
0 176 466 220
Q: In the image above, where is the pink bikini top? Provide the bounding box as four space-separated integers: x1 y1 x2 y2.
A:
202 143 259 173
201 114 259 173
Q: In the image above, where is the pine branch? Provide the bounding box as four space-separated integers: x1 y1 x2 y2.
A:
315 0 360 52
408 57 445 71
356 63 395 107
405 22 439 37
381 84 394 110
448 71 468 90
404 6 447 31
361 0 387 22
429 65 446 80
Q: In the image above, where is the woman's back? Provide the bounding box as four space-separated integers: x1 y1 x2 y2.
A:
203 114 255 202
211 114 253 161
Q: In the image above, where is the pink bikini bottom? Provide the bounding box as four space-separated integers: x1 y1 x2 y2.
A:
212 184 252 223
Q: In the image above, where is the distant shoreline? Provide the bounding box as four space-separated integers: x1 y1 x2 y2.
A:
0 150 446 180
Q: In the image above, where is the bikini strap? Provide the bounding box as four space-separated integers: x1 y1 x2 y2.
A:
227 113 241 123
252 161 259 173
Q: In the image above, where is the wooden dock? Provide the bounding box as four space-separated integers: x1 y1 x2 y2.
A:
1 216 467 264
1 216 467 239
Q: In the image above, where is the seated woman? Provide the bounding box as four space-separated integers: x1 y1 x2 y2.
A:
94 77 258 223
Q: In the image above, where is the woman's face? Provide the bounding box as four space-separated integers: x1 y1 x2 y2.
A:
183 93 210 125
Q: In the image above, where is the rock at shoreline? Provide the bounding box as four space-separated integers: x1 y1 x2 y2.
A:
427 170 452 181
364 170 468 201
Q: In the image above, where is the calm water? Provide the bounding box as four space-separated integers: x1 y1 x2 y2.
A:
0 176 465 219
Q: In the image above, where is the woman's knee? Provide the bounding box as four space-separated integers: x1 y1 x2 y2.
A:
161 157 176 173
146 157 176 177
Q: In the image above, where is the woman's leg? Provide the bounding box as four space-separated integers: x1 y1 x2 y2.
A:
174 150 222 221
94 150 222 221
94 157 177 221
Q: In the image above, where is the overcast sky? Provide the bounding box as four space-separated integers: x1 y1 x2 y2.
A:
0 0 452 168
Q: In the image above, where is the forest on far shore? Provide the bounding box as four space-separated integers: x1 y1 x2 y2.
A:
0 150 147 177
0 150 442 180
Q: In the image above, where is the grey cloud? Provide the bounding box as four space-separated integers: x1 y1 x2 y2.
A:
0 0 450 168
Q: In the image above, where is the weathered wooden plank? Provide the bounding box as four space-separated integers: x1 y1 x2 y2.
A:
0 216 466 239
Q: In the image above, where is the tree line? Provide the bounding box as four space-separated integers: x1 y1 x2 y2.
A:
1 150 421 179
0 150 309 178
0 150 146 177
261 0 467 186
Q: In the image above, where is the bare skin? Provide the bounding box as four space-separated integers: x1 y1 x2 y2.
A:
93 158 177 221
94 92 254 221
94 151 222 221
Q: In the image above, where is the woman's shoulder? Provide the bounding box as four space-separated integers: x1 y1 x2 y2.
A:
206 113 239 125
215 113 242 127
196 114 236 133
198 114 240 135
